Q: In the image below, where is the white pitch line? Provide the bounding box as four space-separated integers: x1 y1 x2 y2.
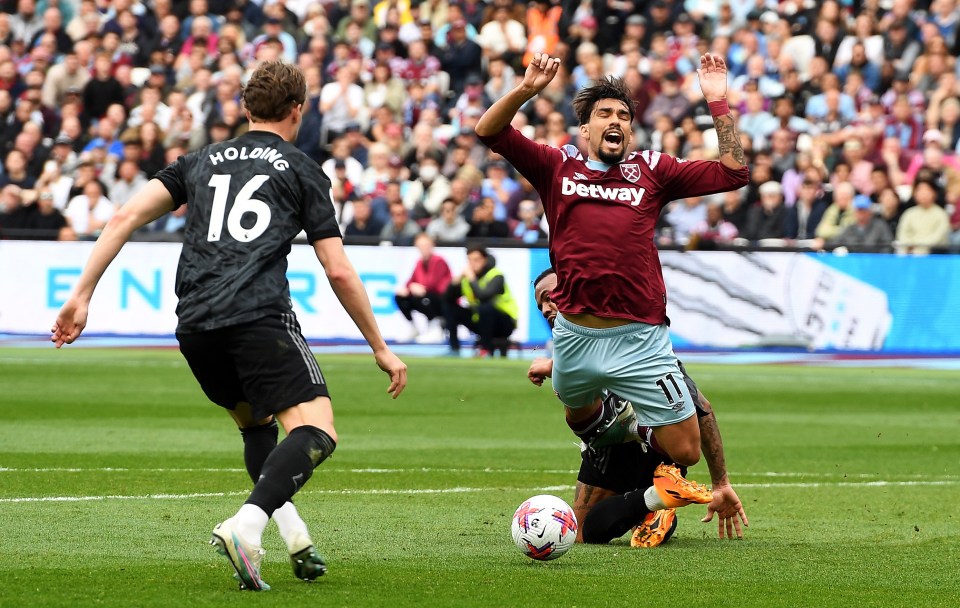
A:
737 480 960 489
1 467 957 480
1 480 958 505
0 485 577 504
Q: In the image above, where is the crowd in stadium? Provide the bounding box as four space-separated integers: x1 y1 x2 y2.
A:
0 0 959 253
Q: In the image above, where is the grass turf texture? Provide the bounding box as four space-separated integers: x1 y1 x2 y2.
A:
0 348 957 608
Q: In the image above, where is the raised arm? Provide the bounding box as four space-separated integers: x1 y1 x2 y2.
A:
475 52 561 137
313 236 407 398
51 180 175 348
697 54 747 171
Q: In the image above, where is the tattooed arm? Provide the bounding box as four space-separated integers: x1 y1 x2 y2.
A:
696 392 750 539
713 113 747 170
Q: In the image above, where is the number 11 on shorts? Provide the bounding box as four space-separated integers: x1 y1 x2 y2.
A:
656 373 683 405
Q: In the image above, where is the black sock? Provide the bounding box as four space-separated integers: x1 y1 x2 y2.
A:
239 420 279 484
581 489 651 544
245 425 336 516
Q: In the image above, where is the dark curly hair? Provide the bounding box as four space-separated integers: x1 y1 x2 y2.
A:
571 76 634 126
241 61 306 123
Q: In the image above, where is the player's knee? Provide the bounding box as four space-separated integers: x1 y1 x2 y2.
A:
319 425 338 446
291 425 337 467
669 442 701 467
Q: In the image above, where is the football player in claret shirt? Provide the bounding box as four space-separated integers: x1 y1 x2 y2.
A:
51 61 408 591
476 53 749 516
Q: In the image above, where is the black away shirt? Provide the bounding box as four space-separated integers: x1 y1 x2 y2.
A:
155 130 341 333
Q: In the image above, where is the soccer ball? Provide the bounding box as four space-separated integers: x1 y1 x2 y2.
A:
511 494 577 561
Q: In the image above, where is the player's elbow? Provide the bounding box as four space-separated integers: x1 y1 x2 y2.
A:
104 206 141 235
324 261 355 287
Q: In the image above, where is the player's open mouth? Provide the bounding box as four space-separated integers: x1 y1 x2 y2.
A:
603 131 623 145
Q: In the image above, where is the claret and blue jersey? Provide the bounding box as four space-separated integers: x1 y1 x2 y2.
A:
479 125 750 325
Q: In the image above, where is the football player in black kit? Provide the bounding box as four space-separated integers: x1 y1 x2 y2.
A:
528 268 747 547
52 61 408 591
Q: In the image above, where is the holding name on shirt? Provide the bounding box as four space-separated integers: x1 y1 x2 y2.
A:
208 146 290 171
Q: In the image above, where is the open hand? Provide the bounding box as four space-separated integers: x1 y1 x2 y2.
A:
701 483 748 539
697 53 729 102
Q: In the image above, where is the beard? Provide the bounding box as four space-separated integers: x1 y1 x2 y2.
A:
598 144 625 165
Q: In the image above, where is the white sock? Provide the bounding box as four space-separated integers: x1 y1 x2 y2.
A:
273 502 312 552
643 486 667 511
233 503 269 547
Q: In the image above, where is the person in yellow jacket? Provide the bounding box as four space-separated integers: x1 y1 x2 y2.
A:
443 244 518 356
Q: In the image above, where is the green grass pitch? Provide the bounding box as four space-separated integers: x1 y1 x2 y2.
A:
1 348 957 607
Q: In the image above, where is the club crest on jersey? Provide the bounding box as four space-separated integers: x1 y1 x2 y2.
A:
620 163 641 183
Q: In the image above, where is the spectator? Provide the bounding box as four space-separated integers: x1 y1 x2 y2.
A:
731 55 785 98
476 4 525 65
467 196 509 239
364 60 406 116
744 181 788 243
63 179 114 238
479 159 518 221
380 201 421 245
443 244 517 356
10 0 43 44
896 179 951 254
842 139 876 195
21 186 71 240
107 158 148 207
394 232 452 342
877 186 905 236
830 195 894 252
642 71 690 129
689 199 739 248
512 199 546 244
0 184 28 236
426 197 470 244
665 196 707 245
784 178 830 241
250 17 297 63
816 182 858 242
769 129 798 177
438 19 482 99
403 149 450 220
319 64 365 144
343 195 385 240
40 49 88 109
82 116 123 161
82 53 125 121
737 89 778 149
0 149 36 189
884 94 925 151
883 20 921 77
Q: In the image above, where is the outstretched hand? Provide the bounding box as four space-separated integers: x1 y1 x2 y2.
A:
697 53 729 102
375 349 408 399
522 52 561 95
51 296 89 348
701 483 749 539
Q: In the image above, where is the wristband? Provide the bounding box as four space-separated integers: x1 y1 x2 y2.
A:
708 99 730 117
